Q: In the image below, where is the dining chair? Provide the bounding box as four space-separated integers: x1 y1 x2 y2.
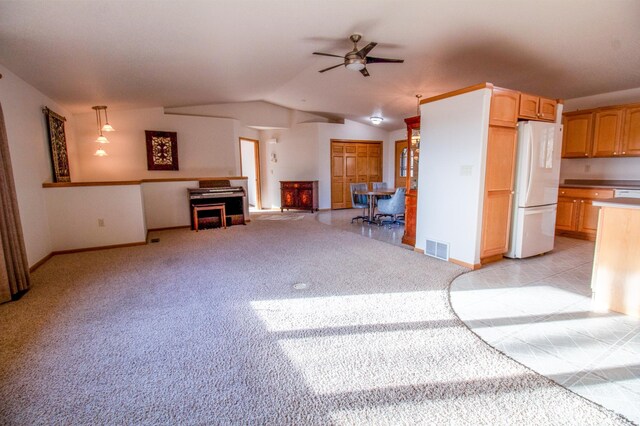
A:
350 182 369 223
377 187 406 226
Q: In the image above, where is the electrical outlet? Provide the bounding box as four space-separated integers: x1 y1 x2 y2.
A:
460 165 473 176
98 218 105 227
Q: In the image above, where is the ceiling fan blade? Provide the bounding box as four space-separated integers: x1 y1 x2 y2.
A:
319 63 344 73
313 52 345 58
365 56 404 64
356 42 377 58
360 67 370 77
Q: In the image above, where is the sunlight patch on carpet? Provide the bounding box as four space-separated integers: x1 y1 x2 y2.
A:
250 291 443 332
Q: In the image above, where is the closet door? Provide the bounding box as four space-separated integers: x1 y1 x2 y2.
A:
330 140 383 209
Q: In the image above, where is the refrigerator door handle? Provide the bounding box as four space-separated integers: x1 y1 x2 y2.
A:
524 124 534 204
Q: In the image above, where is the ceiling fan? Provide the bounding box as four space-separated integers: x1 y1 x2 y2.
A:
313 33 404 77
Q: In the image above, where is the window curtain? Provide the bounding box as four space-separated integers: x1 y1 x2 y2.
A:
0 102 31 303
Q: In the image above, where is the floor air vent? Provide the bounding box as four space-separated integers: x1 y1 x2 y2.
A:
425 239 449 261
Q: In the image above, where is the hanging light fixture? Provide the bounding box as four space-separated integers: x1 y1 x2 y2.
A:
91 106 114 157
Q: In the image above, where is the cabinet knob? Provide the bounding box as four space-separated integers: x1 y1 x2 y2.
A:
573 200 577 203
584 153 588 156
595 192 599 195
614 152 617 155
581 200 584 203
623 151 626 154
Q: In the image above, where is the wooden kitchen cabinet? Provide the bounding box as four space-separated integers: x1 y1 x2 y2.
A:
489 88 519 127
622 105 640 156
555 187 614 240
280 181 318 213
592 108 624 157
481 92 518 262
562 112 594 158
519 94 557 122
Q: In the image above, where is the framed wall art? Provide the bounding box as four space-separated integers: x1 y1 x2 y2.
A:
145 130 179 171
42 107 71 182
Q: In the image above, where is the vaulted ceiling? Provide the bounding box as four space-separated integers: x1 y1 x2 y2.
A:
1 0 639 130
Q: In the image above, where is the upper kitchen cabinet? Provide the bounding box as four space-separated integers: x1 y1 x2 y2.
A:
519 94 557 122
562 111 593 158
622 105 640 156
592 108 624 157
489 88 519 127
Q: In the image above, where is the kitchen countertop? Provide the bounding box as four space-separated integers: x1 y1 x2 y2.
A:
592 197 640 210
561 179 640 189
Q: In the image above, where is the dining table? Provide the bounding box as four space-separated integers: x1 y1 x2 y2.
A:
354 188 395 224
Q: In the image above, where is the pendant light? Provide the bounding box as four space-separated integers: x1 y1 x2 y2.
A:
91 106 114 156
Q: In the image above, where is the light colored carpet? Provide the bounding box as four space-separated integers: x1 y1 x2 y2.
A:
0 217 632 425
256 213 306 221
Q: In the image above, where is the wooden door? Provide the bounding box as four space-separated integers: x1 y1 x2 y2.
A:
577 199 601 237
395 140 407 188
622 106 640 156
490 88 519 127
481 126 517 258
556 197 578 231
367 144 382 184
538 98 557 121
562 112 593 158
592 108 624 157
330 140 382 209
519 93 539 120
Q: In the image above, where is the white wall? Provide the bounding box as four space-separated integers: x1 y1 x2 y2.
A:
561 86 640 182
44 185 146 251
416 89 492 266
72 107 252 181
0 64 77 266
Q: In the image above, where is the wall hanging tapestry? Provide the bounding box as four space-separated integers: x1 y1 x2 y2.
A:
145 130 179 170
42 107 71 182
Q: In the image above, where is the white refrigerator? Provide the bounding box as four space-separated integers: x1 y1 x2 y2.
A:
505 121 562 259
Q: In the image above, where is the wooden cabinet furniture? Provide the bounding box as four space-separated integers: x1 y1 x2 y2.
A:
592 108 625 157
519 94 557 122
555 187 614 240
562 112 593 158
561 102 640 158
480 87 518 262
280 181 318 213
402 115 420 246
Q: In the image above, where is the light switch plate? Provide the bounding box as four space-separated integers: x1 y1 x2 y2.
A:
460 165 473 176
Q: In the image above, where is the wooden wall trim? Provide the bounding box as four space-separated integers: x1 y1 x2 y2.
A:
42 176 249 188
51 241 147 255
564 101 640 115
449 257 482 270
330 139 384 144
420 83 493 105
29 253 54 273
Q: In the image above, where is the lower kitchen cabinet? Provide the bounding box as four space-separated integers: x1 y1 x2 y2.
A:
555 187 614 240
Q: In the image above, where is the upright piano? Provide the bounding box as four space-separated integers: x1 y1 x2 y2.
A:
188 180 247 230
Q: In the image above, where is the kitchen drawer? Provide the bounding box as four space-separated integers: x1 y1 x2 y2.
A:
558 187 614 199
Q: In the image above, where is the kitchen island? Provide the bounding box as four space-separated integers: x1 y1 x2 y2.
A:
591 197 640 317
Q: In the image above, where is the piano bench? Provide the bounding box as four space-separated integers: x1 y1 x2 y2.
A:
192 203 226 231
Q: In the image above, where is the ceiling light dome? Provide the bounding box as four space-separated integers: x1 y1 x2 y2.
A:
370 116 383 125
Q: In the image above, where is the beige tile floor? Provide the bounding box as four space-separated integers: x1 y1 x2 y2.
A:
315 209 640 424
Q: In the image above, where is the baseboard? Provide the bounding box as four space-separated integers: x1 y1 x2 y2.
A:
480 254 504 265
29 241 148 273
413 247 425 254
449 257 482 270
29 253 54 273
52 241 147 256
147 225 191 232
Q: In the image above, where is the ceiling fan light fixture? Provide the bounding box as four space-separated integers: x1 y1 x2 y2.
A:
370 116 383 125
345 61 365 71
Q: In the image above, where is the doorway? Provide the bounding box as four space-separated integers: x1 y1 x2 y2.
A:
239 138 262 210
